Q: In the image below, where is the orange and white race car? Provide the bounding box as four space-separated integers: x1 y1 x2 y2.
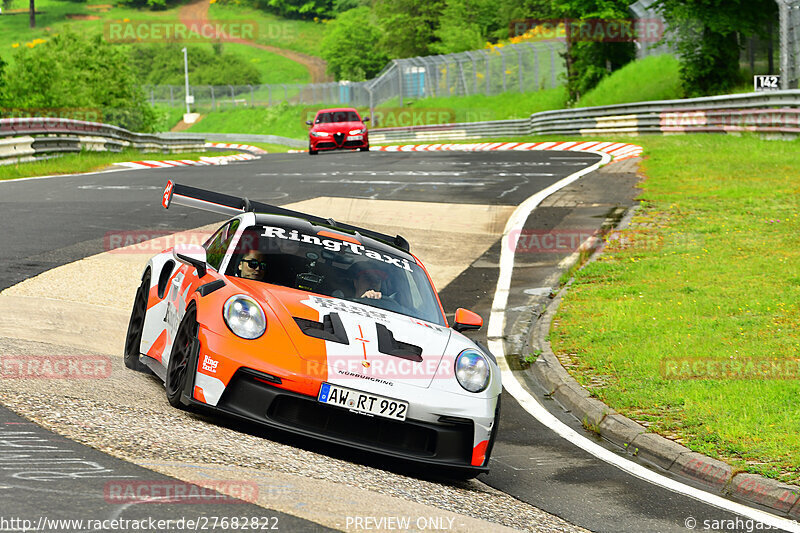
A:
124 181 501 476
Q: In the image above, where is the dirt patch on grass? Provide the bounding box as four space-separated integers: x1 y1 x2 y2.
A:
66 14 101 20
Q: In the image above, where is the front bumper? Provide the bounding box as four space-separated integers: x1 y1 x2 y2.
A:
186 366 488 473
309 133 369 151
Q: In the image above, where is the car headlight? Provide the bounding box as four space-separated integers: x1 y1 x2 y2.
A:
348 128 365 135
454 349 490 393
223 295 266 339
310 131 330 137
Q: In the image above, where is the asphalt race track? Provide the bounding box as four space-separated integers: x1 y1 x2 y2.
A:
0 150 775 532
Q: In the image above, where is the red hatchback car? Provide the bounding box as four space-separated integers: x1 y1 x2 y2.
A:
306 107 370 155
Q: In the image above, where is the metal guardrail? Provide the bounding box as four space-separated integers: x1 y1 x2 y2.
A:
368 90 800 143
0 118 206 164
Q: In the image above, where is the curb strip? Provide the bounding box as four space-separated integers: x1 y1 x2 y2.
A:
526 208 800 520
114 152 258 170
287 141 643 162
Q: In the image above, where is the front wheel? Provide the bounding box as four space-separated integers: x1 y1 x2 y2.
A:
124 270 153 374
309 146 318 155
165 306 198 409
360 145 370 152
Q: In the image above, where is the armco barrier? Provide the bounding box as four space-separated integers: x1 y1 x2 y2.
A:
369 90 800 143
0 117 205 165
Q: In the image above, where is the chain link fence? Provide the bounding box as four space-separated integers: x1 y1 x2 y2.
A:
143 40 566 111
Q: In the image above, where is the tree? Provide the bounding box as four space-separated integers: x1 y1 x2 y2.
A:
373 0 445 58
4 30 156 131
656 0 777 96
432 0 497 54
30 0 35 28
321 7 388 80
0 55 6 107
554 0 636 103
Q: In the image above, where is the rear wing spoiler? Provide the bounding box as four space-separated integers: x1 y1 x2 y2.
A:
161 180 410 252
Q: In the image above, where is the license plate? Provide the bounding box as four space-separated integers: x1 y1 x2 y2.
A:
346 135 363 140
318 382 408 421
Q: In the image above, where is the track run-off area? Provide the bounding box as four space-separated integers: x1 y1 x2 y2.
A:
0 149 795 533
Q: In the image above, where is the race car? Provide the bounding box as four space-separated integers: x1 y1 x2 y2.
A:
305 107 369 155
124 181 501 476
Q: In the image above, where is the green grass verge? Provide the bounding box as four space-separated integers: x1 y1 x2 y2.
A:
546 134 800 484
370 133 800 483
0 149 217 180
185 102 309 138
577 55 683 107
180 88 569 137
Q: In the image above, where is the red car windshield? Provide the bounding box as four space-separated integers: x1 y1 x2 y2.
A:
315 111 361 124
227 225 444 325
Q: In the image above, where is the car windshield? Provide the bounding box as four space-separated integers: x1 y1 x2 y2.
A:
226 225 445 325
315 111 360 124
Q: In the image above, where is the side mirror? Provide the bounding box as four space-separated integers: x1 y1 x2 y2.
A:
453 308 482 332
173 244 208 278
305 120 313 126
363 117 370 122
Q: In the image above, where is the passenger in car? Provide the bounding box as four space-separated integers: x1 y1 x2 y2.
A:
237 249 268 281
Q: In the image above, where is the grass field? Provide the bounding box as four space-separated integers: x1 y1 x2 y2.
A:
0 149 222 180
207 2 325 57
545 134 800 484
577 54 683 107
183 87 569 138
0 0 311 84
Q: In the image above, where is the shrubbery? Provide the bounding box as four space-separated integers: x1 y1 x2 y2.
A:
0 31 157 132
130 43 262 86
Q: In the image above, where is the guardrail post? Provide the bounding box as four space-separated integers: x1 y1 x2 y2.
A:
514 44 524 92
211 86 216 110
249 85 254 107
283 84 288 103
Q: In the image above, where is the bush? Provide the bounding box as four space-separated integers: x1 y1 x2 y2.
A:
1 30 156 132
130 43 262 86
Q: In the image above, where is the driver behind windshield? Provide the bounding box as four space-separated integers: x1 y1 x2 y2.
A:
347 262 388 299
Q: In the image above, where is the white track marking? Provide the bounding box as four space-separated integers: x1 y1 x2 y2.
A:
487 152 800 532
